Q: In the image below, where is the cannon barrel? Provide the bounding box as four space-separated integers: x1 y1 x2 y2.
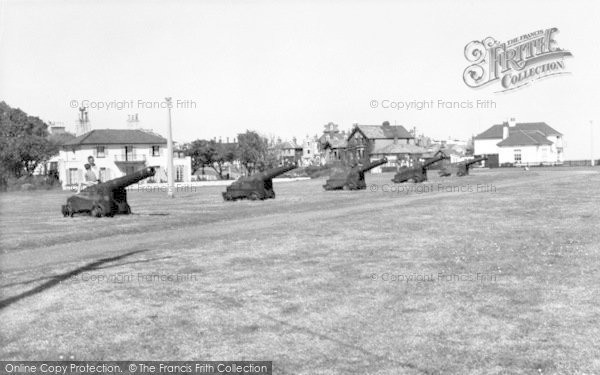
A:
102 166 156 190
463 156 488 166
258 164 297 180
422 155 447 169
360 158 388 173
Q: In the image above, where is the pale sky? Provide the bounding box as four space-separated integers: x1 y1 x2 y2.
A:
1 0 599 159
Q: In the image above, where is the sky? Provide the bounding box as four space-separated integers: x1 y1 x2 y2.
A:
0 0 599 159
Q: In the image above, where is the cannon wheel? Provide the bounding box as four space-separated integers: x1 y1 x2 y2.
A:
62 204 74 217
90 204 103 218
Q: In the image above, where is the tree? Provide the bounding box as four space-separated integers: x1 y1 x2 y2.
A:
0 102 55 181
185 139 236 179
236 130 271 175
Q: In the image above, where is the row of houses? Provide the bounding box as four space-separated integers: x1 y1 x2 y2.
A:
48 116 565 189
271 121 471 171
274 118 564 169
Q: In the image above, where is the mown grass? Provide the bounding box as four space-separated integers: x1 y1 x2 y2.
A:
1 167 599 374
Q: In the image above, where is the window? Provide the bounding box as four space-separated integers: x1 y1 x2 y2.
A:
99 168 107 182
307 150 310 155
514 149 522 163
96 146 105 158
176 165 184 182
68 168 78 185
152 146 160 157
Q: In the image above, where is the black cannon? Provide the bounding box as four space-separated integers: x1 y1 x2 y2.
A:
392 155 447 183
457 156 487 176
61 166 156 217
223 164 297 201
323 158 387 190
438 167 453 177
438 156 488 177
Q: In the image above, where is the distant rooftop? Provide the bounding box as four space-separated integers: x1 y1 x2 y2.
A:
496 129 554 147
475 122 561 140
63 129 167 146
351 122 413 139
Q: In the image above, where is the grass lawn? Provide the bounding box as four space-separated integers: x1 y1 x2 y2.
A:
1 167 599 374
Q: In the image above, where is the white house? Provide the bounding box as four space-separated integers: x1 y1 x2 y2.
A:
57 129 192 190
474 118 563 167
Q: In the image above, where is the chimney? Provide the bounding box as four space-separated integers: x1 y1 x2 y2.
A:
509 117 516 127
502 124 509 140
226 137 229 143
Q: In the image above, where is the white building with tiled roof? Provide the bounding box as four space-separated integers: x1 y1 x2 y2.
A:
57 129 192 189
474 118 563 167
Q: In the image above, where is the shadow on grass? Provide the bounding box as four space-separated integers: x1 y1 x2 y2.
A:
0 256 173 289
0 249 149 310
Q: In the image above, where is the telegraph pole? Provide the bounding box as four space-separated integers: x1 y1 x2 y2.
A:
166 97 175 198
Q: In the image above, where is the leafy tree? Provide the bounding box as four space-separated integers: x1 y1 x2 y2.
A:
236 130 271 175
0 102 55 182
185 139 236 179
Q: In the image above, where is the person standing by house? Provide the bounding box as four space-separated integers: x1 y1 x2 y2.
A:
87 155 100 182
78 163 99 192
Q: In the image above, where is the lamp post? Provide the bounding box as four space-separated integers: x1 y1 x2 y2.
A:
166 97 175 198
